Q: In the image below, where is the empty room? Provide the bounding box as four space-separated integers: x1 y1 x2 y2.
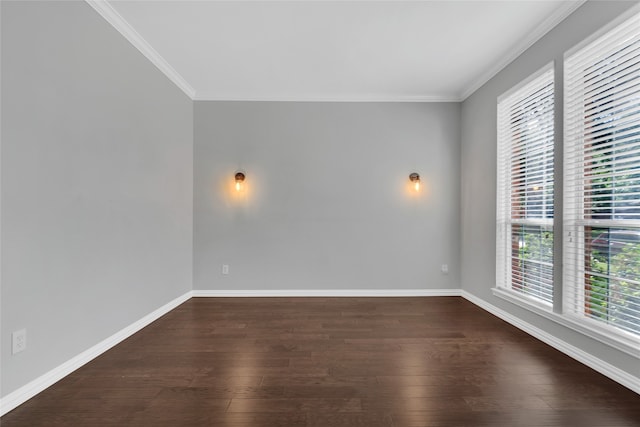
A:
1 0 639 426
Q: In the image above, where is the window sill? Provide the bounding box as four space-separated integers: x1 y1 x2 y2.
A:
492 287 640 359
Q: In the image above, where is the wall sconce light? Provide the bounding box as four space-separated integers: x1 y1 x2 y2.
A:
235 171 245 191
409 172 420 191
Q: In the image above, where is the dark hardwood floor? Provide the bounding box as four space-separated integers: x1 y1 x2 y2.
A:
2 297 639 426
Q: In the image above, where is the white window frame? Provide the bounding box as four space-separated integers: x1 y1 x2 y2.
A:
563 8 640 345
496 63 555 309
492 5 640 360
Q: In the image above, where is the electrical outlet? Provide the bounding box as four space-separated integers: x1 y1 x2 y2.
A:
12 329 26 354
222 264 229 275
441 264 449 274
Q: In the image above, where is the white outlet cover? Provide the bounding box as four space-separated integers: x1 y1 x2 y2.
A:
12 329 26 354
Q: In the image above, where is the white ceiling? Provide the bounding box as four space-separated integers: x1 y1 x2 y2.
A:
93 1 583 101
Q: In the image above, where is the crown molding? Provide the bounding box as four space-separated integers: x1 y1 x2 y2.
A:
85 0 196 99
193 93 461 103
86 0 585 104
459 0 586 101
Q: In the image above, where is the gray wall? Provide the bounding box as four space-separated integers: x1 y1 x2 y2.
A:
461 1 639 381
1 1 193 397
3 0 636 404
194 102 460 291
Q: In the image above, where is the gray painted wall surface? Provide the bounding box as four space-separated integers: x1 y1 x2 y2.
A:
461 1 640 380
1 1 193 397
2 0 637 405
194 102 460 291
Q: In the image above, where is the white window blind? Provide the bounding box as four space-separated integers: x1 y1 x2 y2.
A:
564 10 640 338
497 66 555 305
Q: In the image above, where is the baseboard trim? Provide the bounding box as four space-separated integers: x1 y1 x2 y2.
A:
192 289 462 297
461 290 640 395
3 288 637 416
0 291 193 416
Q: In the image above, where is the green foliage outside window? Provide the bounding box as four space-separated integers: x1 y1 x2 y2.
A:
588 228 640 335
513 225 554 303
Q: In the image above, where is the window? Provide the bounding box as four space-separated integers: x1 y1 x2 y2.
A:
564 11 640 338
497 66 555 305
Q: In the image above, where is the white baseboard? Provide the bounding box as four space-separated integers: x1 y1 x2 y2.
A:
461 290 640 395
192 288 462 297
0 291 193 417
3 288 637 417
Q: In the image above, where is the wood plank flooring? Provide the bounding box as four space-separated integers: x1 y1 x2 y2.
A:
2 297 639 426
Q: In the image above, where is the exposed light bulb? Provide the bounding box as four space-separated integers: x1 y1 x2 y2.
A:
409 173 420 192
234 172 245 192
